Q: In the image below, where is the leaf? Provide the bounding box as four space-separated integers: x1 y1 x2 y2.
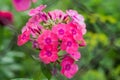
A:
11 78 33 80
40 62 52 80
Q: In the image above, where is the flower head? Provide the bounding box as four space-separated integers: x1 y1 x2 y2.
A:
37 30 58 49
17 5 87 79
52 23 67 40
17 30 30 46
39 45 58 64
60 56 78 78
61 35 79 53
66 10 86 35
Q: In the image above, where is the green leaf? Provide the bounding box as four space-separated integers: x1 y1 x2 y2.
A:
11 78 33 80
40 63 52 80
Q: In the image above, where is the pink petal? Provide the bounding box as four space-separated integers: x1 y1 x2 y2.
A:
12 0 31 11
32 0 37 3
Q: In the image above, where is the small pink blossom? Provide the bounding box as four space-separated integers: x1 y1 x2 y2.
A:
29 5 46 16
39 45 58 64
60 56 78 78
52 23 67 39
61 35 79 53
37 30 58 49
67 23 83 41
66 10 86 35
17 30 30 46
68 51 81 61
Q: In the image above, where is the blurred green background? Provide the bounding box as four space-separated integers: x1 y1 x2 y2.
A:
0 0 120 80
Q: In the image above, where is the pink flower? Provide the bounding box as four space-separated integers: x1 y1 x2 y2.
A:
61 35 79 53
60 56 78 78
68 51 81 61
52 23 67 39
67 23 83 41
12 0 38 11
66 10 87 35
48 10 67 21
12 0 31 11
17 30 30 46
0 11 13 26
39 45 58 64
37 30 58 49
29 5 46 16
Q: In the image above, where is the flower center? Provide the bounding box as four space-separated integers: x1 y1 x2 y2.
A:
58 29 64 35
71 29 76 35
65 64 71 70
67 41 72 47
14 0 22 3
45 37 51 44
22 34 26 40
46 51 52 57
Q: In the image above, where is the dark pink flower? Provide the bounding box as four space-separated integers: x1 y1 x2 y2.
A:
52 23 67 40
67 23 83 41
61 35 79 54
37 30 58 49
17 30 30 46
39 45 58 64
0 11 13 26
60 56 78 78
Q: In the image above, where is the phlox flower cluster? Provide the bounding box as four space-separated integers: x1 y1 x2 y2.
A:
17 5 87 78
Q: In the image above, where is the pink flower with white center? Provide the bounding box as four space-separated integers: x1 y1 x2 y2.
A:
60 56 78 78
12 0 37 11
68 51 81 61
66 10 86 35
52 23 67 40
29 5 46 16
61 35 79 53
39 45 58 64
48 10 67 21
37 30 58 49
17 30 30 46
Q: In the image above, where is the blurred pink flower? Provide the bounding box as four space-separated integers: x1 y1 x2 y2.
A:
39 45 58 64
0 11 13 26
66 10 87 35
52 23 67 40
17 30 30 46
12 0 38 11
61 35 79 54
60 56 78 78
68 51 81 61
37 30 58 49
29 5 46 16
